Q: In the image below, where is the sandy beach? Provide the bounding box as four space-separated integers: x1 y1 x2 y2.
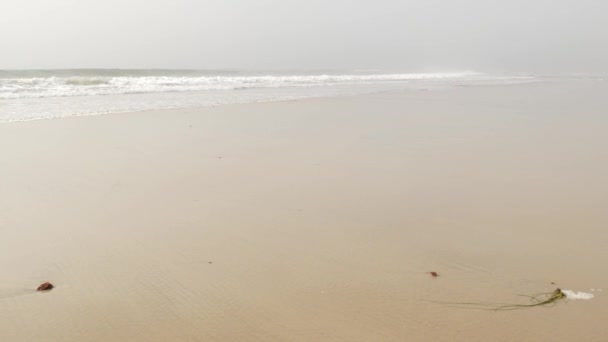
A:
1 81 607 341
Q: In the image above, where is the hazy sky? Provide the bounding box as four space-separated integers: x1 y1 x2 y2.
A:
1 0 606 72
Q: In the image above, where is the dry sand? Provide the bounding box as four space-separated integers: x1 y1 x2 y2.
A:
1 80 607 341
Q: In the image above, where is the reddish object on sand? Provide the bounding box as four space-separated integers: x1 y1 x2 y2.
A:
429 272 439 277
37 282 54 291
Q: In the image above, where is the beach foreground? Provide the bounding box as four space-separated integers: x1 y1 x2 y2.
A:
1 81 607 341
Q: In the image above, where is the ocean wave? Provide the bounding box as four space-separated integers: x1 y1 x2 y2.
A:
0 71 533 100
64 77 112 86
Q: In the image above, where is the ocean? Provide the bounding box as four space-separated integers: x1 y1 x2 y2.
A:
0 69 536 122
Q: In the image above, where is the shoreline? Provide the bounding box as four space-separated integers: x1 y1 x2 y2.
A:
0 89 366 125
0 77 550 125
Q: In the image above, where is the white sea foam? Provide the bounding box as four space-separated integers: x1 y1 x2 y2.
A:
0 70 538 122
0 71 532 100
562 290 595 300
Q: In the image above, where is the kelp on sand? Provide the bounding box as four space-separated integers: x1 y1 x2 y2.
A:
434 288 567 311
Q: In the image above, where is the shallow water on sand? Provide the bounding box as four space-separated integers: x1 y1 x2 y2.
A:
1 80 607 341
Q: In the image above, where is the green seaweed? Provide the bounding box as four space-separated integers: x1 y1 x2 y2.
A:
494 288 565 311
432 288 566 311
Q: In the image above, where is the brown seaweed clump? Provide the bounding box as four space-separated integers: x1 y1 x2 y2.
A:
37 282 54 291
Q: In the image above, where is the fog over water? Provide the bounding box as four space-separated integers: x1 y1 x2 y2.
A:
1 0 607 73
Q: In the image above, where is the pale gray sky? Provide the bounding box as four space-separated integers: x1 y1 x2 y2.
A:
1 0 606 72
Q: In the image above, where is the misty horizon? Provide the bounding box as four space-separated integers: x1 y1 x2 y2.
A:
1 0 606 73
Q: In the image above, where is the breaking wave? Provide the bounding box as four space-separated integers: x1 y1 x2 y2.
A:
0 70 533 100
64 77 112 86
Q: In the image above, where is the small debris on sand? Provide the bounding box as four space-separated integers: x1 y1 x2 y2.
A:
37 282 54 291
429 272 439 277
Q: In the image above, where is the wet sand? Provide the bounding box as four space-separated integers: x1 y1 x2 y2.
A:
1 81 607 341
